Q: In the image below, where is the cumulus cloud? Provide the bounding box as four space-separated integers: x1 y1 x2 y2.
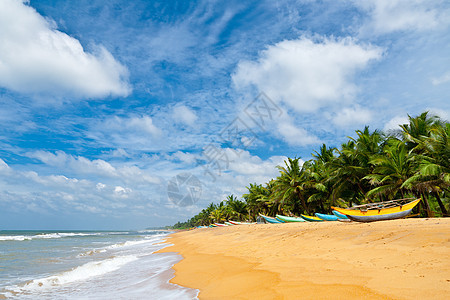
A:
172 105 198 126
87 115 162 150
233 36 382 113
0 0 130 98
27 150 160 184
383 115 409 131
331 106 373 128
227 150 287 177
276 120 321 146
355 0 450 35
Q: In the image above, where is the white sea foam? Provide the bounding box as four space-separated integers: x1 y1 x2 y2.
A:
0 232 100 241
0 235 33 241
105 239 156 249
1 232 197 300
18 255 137 290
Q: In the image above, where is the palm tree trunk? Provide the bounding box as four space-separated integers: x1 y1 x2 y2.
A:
296 190 309 214
434 192 448 216
421 192 433 217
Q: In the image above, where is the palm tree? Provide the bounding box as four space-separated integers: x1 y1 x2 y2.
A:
243 183 271 218
365 139 415 199
225 194 248 221
400 111 442 152
305 144 339 212
399 112 446 216
273 157 309 214
403 122 449 216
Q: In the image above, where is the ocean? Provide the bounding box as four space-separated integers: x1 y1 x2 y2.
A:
0 230 198 299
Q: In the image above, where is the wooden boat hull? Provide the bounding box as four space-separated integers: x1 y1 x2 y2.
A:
332 199 421 223
229 221 257 225
300 214 324 222
224 221 234 226
332 210 349 219
315 213 339 221
260 214 284 223
275 214 305 222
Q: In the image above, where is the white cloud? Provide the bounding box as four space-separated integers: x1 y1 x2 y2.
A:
427 108 450 122
277 120 321 146
227 150 288 177
124 116 161 136
356 0 450 35
0 158 10 172
172 105 198 126
331 106 373 128
169 151 197 164
114 186 132 198
431 72 450 86
383 115 409 131
0 0 130 98
27 150 160 184
233 36 382 113
86 115 164 151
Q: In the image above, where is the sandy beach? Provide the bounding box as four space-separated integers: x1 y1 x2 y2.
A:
159 219 450 299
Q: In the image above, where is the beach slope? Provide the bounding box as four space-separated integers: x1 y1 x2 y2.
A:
159 219 450 299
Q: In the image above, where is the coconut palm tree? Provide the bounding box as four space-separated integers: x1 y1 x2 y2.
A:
403 122 449 216
400 111 442 152
273 157 309 214
225 194 248 221
399 112 446 216
365 139 416 199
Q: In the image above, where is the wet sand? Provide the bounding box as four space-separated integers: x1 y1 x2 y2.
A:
158 218 450 299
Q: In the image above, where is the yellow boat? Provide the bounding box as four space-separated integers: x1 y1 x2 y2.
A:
331 198 421 222
300 214 324 222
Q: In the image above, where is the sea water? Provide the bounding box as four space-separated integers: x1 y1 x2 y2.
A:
0 230 198 299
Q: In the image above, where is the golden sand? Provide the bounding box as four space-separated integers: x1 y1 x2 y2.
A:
158 218 450 299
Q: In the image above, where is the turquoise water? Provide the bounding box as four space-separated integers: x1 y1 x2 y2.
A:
0 230 198 299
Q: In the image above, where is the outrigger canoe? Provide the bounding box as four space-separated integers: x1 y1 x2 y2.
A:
260 214 284 224
332 198 421 222
275 214 306 222
332 210 349 220
214 223 228 227
228 220 257 225
314 213 339 221
224 221 234 226
301 214 324 222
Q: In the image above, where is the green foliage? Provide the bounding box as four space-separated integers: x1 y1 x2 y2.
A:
170 111 449 228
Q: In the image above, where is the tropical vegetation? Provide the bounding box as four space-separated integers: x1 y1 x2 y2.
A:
171 112 449 229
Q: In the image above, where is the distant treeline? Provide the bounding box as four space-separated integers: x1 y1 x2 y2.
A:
171 112 449 229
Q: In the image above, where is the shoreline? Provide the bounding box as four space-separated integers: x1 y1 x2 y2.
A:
158 218 450 299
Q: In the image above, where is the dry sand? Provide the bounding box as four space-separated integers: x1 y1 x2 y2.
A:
158 218 450 299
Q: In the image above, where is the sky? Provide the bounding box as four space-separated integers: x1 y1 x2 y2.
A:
0 0 449 230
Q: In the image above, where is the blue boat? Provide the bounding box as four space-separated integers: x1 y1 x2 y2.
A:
332 210 349 219
260 214 284 224
315 213 339 221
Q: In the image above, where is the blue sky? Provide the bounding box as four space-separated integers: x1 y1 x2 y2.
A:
0 0 449 229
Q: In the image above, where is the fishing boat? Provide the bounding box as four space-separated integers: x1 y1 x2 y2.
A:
314 213 339 221
228 220 257 225
259 214 284 224
331 198 421 222
214 223 228 227
224 221 234 226
332 210 349 220
300 214 324 222
275 214 306 222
